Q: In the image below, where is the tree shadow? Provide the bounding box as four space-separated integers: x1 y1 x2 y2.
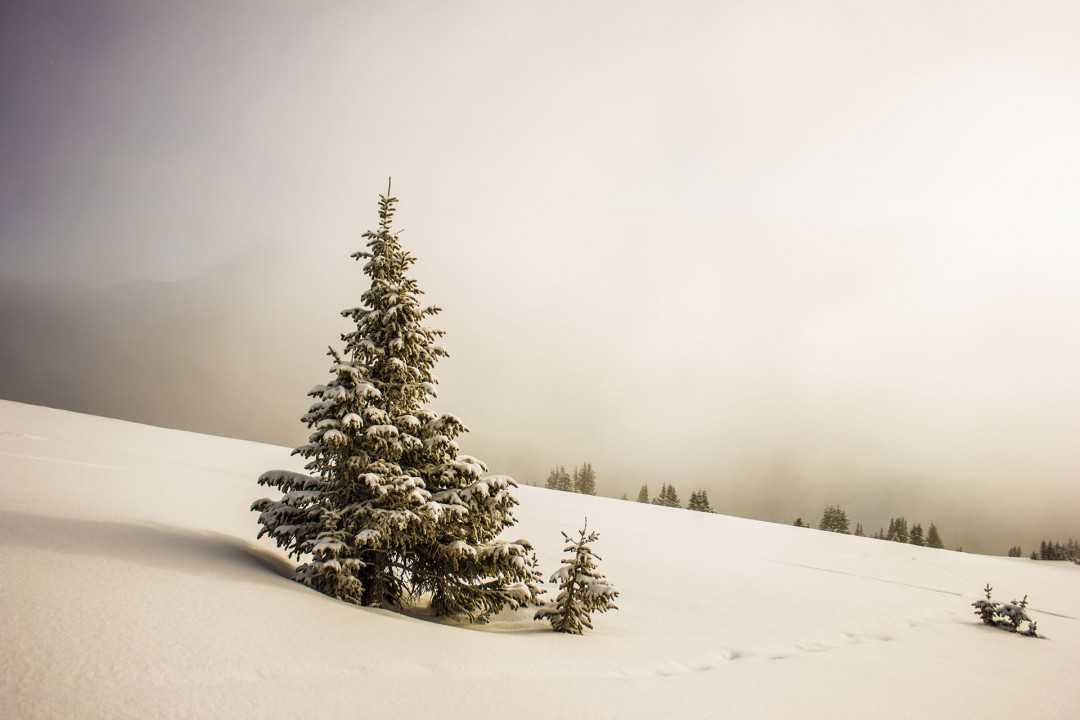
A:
0 509 296 588
0 510 551 631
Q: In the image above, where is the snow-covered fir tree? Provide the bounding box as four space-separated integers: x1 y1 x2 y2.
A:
636 484 649 503
252 346 432 606
909 523 925 546
535 519 619 634
253 184 541 619
406 417 542 619
574 462 597 495
687 489 712 512
854 522 864 537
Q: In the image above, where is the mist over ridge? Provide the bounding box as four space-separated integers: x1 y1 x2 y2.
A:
3 1 1079 555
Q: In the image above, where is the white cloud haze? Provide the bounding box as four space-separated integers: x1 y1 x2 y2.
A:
2 1 1079 553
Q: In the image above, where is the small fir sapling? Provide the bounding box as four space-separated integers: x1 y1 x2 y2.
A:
971 584 1039 637
973 584 997 625
535 519 620 634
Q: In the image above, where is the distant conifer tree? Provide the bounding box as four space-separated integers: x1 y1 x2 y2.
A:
926 523 943 549
555 466 573 492
818 505 850 533
651 483 681 508
546 466 573 492
637 484 649 503
688 489 712 512
666 484 682 508
575 462 597 495
910 523 925 546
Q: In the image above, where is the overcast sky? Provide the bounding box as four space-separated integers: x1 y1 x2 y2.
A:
2 1 1079 553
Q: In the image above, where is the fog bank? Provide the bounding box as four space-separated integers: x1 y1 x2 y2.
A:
3 1 1079 553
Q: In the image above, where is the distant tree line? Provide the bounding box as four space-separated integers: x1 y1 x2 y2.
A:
543 463 598 495
794 506 946 549
543 472 715 513
1006 539 1079 561
1028 538 1079 562
633 483 713 512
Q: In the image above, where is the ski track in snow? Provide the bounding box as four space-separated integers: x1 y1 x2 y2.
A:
0 449 124 471
776 560 1077 620
774 559 965 596
0 431 47 441
636 621 922 678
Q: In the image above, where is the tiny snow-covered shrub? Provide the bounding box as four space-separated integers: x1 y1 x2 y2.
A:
535 519 619 634
972 584 1039 637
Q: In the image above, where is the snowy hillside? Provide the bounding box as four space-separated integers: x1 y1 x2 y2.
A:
2 400 1077 719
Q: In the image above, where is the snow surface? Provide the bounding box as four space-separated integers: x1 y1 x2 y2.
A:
1 399 1078 719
